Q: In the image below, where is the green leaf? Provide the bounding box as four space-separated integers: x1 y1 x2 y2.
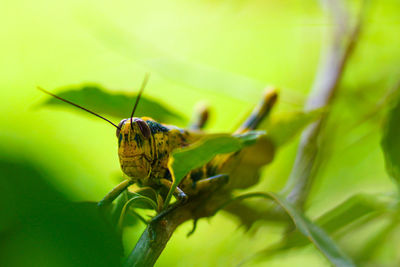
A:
281 194 390 249
381 89 400 191
169 132 265 184
39 84 185 124
263 109 323 146
353 217 398 263
221 192 355 266
0 156 123 267
316 194 389 234
269 193 355 267
165 132 266 206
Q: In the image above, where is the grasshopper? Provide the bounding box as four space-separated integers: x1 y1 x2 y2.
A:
39 75 277 215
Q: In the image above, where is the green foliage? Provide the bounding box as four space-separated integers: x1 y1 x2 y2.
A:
269 193 355 267
39 85 185 124
1 0 399 266
381 88 400 191
0 153 123 267
264 193 392 253
227 192 355 267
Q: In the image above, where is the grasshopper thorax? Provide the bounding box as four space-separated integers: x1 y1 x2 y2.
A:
116 118 154 182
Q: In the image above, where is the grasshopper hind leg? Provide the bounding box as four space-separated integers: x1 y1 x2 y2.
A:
235 88 278 134
152 179 188 222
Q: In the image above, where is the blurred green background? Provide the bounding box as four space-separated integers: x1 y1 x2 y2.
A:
1 0 399 266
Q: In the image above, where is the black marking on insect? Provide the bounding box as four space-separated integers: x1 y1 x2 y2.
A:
206 163 217 177
134 133 143 148
164 171 172 181
190 169 204 183
118 134 123 147
146 120 170 134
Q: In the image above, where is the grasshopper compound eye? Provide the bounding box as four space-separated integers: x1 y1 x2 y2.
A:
134 118 151 139
116 119 127 138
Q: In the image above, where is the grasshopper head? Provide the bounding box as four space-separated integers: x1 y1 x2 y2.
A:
116 118 153 181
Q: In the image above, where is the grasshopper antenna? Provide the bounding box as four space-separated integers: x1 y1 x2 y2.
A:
130 73 150 130
37 86 121 130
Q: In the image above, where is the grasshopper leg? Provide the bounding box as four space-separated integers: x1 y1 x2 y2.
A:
151 179 189 222
235 88 278 134
191 174 229 192
159 179 188 203
187 219 198 237
98 178 133 208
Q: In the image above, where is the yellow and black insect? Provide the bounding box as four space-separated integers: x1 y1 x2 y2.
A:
38 75 277 214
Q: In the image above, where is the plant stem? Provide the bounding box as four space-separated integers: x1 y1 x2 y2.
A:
124 204 191 267
281 0 367 208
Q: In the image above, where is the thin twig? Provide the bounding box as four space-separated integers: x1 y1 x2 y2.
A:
123 204 191 267
281 0 368 208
